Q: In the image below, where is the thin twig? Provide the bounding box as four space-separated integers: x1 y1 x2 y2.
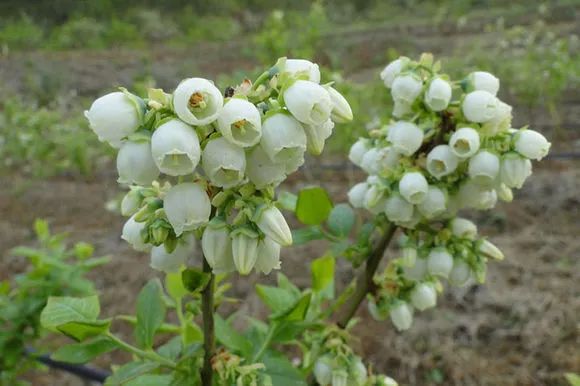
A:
200 258 215 385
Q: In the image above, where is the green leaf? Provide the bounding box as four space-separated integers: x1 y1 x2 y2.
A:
181 268 211 294
272 321 313 343
256 285 297 314
311 255 335 299
277 191 298 212
124 374 173 386
157 336 182 360
34 219 50 240
214 314 251 356
41 295 100 329
326 204 355 237
291 226 325 245
135 280 166 349
272 293 311 322
295 187 333 225
183 321 203 344
104 362 160 386
566 373 580 386
57 319 111 341
51 336 118 364
74 242 94 259
277 273 301 297
262 351 307 386
165 271 188 300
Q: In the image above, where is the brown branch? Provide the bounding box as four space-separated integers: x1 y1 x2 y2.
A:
200 258 215 385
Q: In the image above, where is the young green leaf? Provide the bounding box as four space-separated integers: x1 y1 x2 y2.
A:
277 191 298 212
295 187 333 225
291 226 325 245
181 268 211 294
262 351 307 386
256 285 297 314
40 295 100 329
57 319 111 341
214 314 252 356
135 279 166 349
272 293 312 322
104 361 160 386
124 374 173 386
326 203 355 237
311 255 335 299
51 336 118 364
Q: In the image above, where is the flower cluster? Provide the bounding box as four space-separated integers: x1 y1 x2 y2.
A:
347 54 550 330
85 58 352 275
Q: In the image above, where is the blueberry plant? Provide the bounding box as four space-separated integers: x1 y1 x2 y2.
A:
39 54 550 386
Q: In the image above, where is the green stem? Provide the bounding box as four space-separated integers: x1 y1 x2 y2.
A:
105 332 176 368
251 71 271 91
200 258 215 386
252 322 278 362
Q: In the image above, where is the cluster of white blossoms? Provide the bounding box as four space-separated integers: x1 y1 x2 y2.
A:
85 58 352 275
347 54 550 330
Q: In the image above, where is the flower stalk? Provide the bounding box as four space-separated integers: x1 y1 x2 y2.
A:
201 257 215 385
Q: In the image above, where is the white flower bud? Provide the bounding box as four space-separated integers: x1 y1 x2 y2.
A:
231 233 259 275
164 183 211 236
449 127 480 158
365 195 387 215
332 371 348 386
348 138 370 166
314 357 333 386
514 129 551 161
364 184 384 210
468 150 500 186
462 90 498 123
427 248 453 278
496 183 513 202
151 119 201 176
116 141 159 186
202 137 246 188
392 100 412 118
384 193 414 223
377 146 401 172
150 236 195 273
449 260 471 286
410 283 437 311
401 247 417 267
397 208 422 229
348 182 369 209
450 218 478 240
255 237 281 274
121 215 150 252
426 145 459 179
256 206 292 246
304 119 334 155
217 98 262 147
284 80 332 126
479 239 504 260
390 302 413 331
327 87 353 123
349 358 367 386
424 77 452 111
245 146 287 189
202 226 234 274
282 59 321 83
417 186 447 219
261 113 307 169
391 74 423 104
458 181 498 210
173 78 223 125
403 257 427 281
368 299 387 321
468 71 500 96
85 91 142 147
500 153 532 189
360 148 381 175
399 172 428 204
121 189 141 217
387 121 424 156
380 57 409 88
481 100 512 136
382 376 399 386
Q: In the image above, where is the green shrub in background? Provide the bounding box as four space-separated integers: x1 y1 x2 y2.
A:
0 15 44 51
0 220 109 385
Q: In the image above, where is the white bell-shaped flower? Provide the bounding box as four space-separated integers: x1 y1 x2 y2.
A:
245 146 287 189
401 246 417 267
327 87 353 123
500 153 532 189
399 171 428 204
173 77 223 125
449 127 480 159
283 80 332 126
217 98 262 147
391 74 423 104
231 233 259 275
150 236 195 273
392 100 412 118
380 57 408 88
481 100 512 136
397 208 422 229
390 302 413 331
164 183 211 236
85 91 142 148
458 181 497 210
364 184 384 210
202 137 246 188
403 257 427 281
468 71 500 96
202 226 235 274
427 248 453 278
282 59 321 83
424 77 452 112
348 182 369 209
304 119 334 155
468 150 500 186
384 193 414 223
313 357 333 386
348 138 370 166
449 260 471 286
360 148 381 175
151 119 201 176
410 283 437 311
121 215 150 252
426 145 459 179
254 237 281 274
261 113 307 168
417 186 447 219
382 376 399 386
387 121 424 156
377 146 401 173
450 218 478 240
514 129 551 160
255 206 292 246
478 239 504 260
462 90 498 123
332 371 348 386
121 189 141 217
496 183 513 202
349 358 368 386
116 141 159 186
